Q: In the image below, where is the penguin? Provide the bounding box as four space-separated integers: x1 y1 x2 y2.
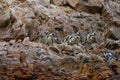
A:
64 34 81 45
86 32 97 43
44 33 55 46
38 31 48 43
68 34 80 45
102 50 117 63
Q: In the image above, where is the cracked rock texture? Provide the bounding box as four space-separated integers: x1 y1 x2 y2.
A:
0 0 120 80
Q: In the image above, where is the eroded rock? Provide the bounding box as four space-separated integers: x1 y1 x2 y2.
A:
0 0 119 80
67 0 79 8
51 0 67 6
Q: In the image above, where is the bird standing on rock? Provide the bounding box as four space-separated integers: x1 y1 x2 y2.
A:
64 34 81 45
38 31 48 43
63 35 71 43
44 33 56 46
76 31 85 43
68 34 80 45
102 50 117 64
86 32 97 43
38 31 61 45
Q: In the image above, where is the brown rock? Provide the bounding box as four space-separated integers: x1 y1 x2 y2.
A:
19 51 26 63
0 11 11 28
0 0 119 80
75 0 102 14
13 71 22 78
30 0 50 6
104 40 120 50
59 56 78 71
100 0 120 27
51 0 67 6
49 46 60 54
110 27 120 40
67 0 79 8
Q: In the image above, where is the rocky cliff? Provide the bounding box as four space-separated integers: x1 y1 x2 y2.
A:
0 0 120 80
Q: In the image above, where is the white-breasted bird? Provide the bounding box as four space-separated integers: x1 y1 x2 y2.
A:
102 50 117 63
86 32 97 43
38 31 48 43
44 33 55 45
64 34 81 45
76 31 85 43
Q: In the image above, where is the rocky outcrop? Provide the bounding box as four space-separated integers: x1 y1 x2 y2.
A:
0 39 119 80
0 0 120 80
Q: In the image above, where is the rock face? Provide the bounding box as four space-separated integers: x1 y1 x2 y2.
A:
66 0 102 14
0 0 120 80
51 0 67 6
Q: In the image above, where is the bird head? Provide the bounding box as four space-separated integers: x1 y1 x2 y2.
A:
91 32 97 36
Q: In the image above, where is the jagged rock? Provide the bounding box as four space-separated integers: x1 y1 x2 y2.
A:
110 74 120 80
38 0 50 6
51 0 67 6
105 40 120 50
0 0 120 80
110 27 120 40
0 11 11 28
59 56 78 70
49 46 60 55
0 1 39 41
75 0 102 14
67 0 79 8
100 0 120 27
3 0 16 5
76 53 90 64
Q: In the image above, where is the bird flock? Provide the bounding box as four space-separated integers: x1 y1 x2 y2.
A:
36 30 118 64
36 31 97 46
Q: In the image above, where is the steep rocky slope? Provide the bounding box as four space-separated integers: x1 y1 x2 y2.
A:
0 0 120 80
